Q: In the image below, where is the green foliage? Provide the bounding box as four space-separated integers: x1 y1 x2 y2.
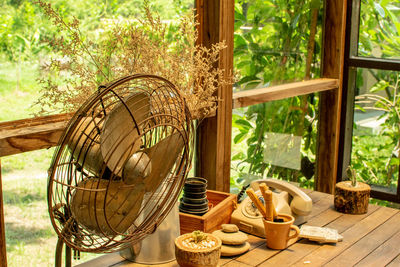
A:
231 0 322 191
232 0 400 194
358 0 400 59
353 72 400 188
352 134 398 187
349 0 400 189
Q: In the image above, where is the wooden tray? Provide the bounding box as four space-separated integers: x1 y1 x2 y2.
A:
179 190 237 234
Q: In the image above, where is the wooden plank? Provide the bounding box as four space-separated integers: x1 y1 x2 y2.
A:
308 190 333 204
386 254 400 267
256 204 381 267
246 234 265 250
0 114 71 157
306 207 343 227
307 194 334 218
291 207 398 266
316 0 347 193
325 212 400 266
354 230 400 267
232 78 338 109
219 257 234 266
113 260 179 267
195 0 234 192
0 121 67 157
0 161 7 267
0 113 71 130
221 260 252 267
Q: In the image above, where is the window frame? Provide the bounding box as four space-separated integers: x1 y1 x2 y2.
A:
339 0 400 203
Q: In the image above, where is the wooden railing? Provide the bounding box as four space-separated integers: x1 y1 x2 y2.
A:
0 77 339 266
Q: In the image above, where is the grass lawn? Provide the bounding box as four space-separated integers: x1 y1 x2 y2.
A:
0 61 99 266
0 61 42 122
2 152 98 266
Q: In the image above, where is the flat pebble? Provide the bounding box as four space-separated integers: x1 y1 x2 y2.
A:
212 230 248 245
221 242 250 256
221 224 239 233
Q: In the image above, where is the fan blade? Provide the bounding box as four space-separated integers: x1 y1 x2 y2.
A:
143 132 185 192
70 178 145 236
100 92 150 176
68 117 103 176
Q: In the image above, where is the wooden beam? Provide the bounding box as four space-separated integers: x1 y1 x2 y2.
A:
0 114 71 157
316 0 347 193
195 0 234 192
0 161 7 267
233 78 338 109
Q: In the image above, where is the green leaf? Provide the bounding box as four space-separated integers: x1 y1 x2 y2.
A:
370 80 389 93
237 75 260 85
247 144 257 158
236 60 253 69
232 152 246 161
234 132 247 144
235 119 253 129
234 34 247 47
374 3 385 18
389 157 399 166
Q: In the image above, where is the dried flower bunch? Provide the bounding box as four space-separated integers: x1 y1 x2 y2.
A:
34 0 229 119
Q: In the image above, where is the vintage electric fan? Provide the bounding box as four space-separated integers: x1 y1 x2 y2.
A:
47 74 193 266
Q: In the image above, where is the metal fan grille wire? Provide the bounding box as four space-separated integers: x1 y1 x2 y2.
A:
48 74 193 253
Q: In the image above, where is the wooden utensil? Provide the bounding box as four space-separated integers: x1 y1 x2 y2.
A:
246 188 267 219
259 183 277 221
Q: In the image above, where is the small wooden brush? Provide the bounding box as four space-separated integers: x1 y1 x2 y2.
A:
259 184 273 221
246 188 267 219
259 183 278 221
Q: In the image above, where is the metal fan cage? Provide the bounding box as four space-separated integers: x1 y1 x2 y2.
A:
48 74 193 253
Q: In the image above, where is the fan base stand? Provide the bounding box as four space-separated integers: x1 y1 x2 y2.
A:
55 237 72 267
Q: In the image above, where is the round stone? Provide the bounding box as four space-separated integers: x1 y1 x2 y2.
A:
212 230 248 245
221 224 239 233
221 242 250 257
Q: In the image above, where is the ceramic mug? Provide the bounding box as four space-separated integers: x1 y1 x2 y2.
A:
262 213 300 250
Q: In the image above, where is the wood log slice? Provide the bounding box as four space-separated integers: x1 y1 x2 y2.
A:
334 181 371 214
175 233 221 267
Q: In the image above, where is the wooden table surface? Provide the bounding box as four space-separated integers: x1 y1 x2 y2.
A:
77 189 400 267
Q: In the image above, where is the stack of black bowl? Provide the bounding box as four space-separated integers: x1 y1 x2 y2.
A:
179 177 209 216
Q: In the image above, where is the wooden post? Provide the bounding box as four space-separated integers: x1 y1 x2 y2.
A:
195 0 234 192
0 160 7 267
315 0 347 193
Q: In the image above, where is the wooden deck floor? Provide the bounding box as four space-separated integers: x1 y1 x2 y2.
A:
77 190 400 267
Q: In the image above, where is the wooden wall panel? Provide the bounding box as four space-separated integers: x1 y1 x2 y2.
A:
195 0 234 192
316 0 347 193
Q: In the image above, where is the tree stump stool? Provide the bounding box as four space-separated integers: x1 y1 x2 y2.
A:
334 181 371 214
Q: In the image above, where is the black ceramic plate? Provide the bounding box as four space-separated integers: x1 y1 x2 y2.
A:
180 199 209 210
181 196 207 204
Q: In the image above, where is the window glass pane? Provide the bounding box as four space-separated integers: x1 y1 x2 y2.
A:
351 68 399 191
231 95 319 194
233 0 323 92
231 0 323 193
358 0 400 60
